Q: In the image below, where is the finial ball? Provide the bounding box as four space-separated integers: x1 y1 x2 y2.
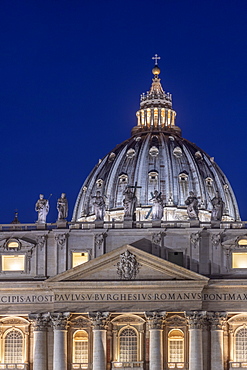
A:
152 65 160 76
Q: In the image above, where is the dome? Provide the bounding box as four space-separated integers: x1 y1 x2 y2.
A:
72 63 240 223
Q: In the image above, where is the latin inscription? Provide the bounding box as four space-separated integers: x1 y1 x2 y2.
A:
1 292 247 304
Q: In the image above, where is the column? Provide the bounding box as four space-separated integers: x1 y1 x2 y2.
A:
89 312 109 370
51 312 70 370
186 311 206 370
145 311 166 370
29 313 49 370
208 311 227 370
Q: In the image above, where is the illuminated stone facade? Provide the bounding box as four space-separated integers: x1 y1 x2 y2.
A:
0 64 247 370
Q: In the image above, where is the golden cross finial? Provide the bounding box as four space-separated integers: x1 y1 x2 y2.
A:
152 54 161 65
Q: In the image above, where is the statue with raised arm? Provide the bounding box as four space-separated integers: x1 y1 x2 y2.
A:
149 190 163 220
123 186 137 218
35 194 49 223
91 191 105 220
211 191 224 221
57 193 68 221
185 191 199 219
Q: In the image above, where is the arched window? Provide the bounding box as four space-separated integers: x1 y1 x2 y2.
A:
235 327 247 361
168 329 184 363
4 329 23 363
73 330 88 364
119 327 138 363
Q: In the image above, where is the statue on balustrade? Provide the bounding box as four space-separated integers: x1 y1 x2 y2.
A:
211 191 224 221
57 193 68 221
123 186 137 219
149 190 164 220
185 191 199 220
91 191 105 220
35 194 49 223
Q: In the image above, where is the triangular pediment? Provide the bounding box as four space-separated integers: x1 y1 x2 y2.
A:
47 245 209 283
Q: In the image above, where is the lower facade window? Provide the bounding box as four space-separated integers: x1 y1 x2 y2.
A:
73 330 88 363
168 329 184 363
235 327 247 362
119 327 138 363
2 255 25 271
4 329 23 363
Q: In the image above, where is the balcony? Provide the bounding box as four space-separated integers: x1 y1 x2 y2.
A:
112 362 144 369
167 363 187 369
71 365 91 370
0 365 28 370
230 362 247 369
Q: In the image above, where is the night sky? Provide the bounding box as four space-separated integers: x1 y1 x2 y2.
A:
0 0 247 223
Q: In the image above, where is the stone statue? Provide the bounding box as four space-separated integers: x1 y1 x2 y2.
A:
185 191 199 219
149 190 163 220
91 191 105 220
57 193 68 221
211 191 224 221
35 194 49 223
123 186 137 218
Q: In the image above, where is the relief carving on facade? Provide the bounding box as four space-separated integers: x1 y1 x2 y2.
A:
190 232 200 249
50 312 71 330
207 311 227 330
70 315 90 328
152 232 163 245
88 311 109 330
145 311 166 329
55 233 68 250
94 233 106 247
165 314 187 327
211 233 222 249
117 250 140 280
36 234 47 251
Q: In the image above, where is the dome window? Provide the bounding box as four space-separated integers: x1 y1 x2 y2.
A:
5 239 20 251
96 179 103 188
205 177 213 186
148 170 158 183
126 148 136 158
237 238 247 247
135 136 141 142
149 146 159 157
119 174 128 184
173 147 183 158
108 152 116 162
195 151 203 160
179 172 188 182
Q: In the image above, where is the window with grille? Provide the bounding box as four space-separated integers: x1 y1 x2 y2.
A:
73 330 88 363
119 327 138 363
4 329 23 363
168 329 184 363
235 327 247 361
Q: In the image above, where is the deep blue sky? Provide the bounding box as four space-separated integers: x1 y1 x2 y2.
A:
0 0 247 223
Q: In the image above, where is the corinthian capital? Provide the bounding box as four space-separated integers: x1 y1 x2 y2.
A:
145 311 166 329
89 311 109 329
29 313 50 331
207 311 227 330
50 312 71 330
185 311 207 329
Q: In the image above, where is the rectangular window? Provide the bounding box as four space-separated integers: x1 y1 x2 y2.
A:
2 255 25 271
72 252 89 268
232 253 247 268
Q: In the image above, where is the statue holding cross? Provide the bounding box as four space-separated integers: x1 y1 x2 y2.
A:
123 182 141 220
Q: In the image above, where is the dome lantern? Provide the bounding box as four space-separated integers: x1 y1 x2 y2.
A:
133 55 181 136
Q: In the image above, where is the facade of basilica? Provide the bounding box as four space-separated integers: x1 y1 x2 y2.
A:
0 61 247 370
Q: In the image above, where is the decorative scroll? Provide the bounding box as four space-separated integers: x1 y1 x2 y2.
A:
207 311 227 330
185 311 207 329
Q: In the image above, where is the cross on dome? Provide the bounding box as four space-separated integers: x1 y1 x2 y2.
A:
152 54 161 65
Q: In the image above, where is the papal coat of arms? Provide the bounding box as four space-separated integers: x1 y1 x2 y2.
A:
117 250 140 280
